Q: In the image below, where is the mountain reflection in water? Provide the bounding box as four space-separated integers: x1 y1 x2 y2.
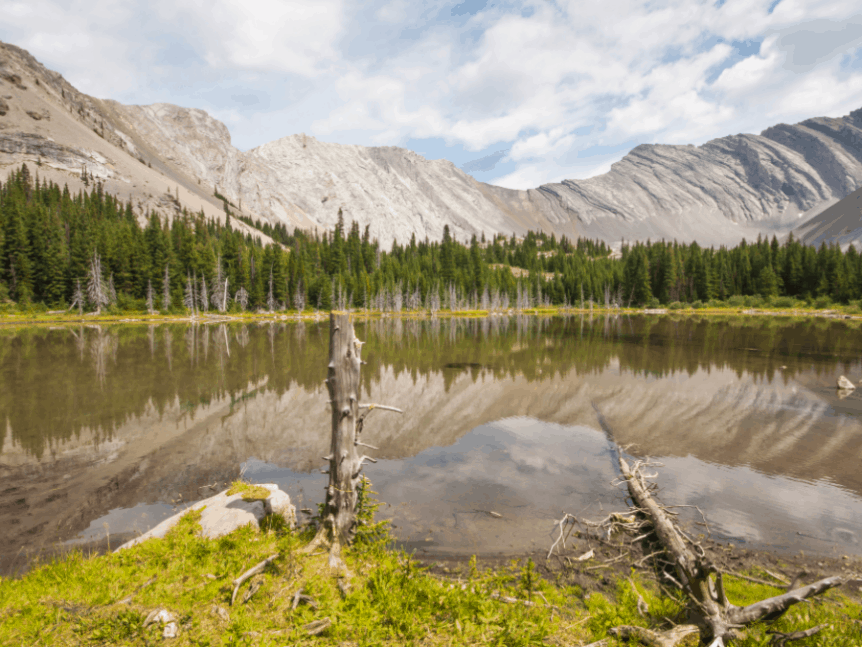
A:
1 315 861 574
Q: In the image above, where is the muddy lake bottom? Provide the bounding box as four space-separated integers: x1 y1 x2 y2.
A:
2 314 862 576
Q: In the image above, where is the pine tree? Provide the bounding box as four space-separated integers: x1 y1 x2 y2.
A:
146 279 154 314
107 273 117 305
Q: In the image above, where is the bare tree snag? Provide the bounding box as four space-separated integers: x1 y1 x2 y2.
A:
303 312 401 573
588 402 847 646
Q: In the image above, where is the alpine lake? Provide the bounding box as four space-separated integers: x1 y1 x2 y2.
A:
2 314 862 576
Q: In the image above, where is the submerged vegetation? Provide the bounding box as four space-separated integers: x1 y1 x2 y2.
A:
4 163 862 316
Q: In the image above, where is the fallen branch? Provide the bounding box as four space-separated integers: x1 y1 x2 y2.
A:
491 592 535 606
357 403 403 413
304 617 331 636
767 624 825 647
629 578 650 617
231 553 279 606
548 513 578 559
609 625 699 647
589 401 846 646
115 575 156 605
291 587 318 610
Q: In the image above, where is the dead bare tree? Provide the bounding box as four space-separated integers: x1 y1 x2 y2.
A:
69 279 85 315
86 252 110 314
293 279 306 313
589 404 848 647
220 278 230 312
184 272 197 315
211 255 225 310
163 264 172 311
267 267 276 312
304 312 402 573
199 276 209 312
234 286 249 311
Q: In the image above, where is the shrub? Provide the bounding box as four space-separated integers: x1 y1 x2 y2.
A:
691 300 704 309
773 296 795 308
814 295 832 309
744 295 764 308
646 297 661 309
728 295 746 307
668 301 684 310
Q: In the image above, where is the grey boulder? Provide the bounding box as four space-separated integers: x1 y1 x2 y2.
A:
115 484 295 551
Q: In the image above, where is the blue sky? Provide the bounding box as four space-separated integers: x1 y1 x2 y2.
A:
3 1 862 188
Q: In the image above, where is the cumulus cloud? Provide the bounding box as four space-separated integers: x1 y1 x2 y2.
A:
2 0 862 189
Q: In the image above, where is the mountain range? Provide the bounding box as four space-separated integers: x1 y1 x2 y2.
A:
2 40 862 249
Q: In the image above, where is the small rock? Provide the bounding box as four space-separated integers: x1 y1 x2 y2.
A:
1 73 26 89
211 605 229 622
0 98 8 116
260 484 297 528
838 375 855 390
163 622 178 639
26 109 49 121
143 608 178 637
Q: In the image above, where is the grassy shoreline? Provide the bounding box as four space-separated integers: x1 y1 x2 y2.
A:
1 303 861 328
2 487 860 646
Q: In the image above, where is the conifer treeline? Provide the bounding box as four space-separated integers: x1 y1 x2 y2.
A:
2 163 862 312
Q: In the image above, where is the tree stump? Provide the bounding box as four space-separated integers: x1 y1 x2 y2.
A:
304 311 375 571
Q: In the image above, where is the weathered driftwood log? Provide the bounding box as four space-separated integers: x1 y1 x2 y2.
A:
303 312 400 572
591 402 847 646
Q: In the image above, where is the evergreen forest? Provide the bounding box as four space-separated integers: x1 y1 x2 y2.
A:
3 163 862 314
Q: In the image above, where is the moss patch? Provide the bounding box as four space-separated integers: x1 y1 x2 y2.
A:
226 481 271 502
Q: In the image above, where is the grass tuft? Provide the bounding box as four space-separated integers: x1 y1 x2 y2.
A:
225 480 271 502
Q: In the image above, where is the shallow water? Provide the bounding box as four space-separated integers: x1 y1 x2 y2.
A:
2 315 862 574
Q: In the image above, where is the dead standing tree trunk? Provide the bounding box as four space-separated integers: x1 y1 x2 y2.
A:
304 311 401 573
590 403 848 647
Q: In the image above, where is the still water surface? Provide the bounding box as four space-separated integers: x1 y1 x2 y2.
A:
2 315 862 574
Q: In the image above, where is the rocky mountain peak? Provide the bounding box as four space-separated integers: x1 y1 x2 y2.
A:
3 40 862 249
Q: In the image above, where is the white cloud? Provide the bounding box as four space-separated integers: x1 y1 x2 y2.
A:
185 0 345 76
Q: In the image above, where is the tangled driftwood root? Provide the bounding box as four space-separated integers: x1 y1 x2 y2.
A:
582 403 849 646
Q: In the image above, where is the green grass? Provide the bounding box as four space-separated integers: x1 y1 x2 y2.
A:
225 481 272 502
2 300 861 330
1 487 860 646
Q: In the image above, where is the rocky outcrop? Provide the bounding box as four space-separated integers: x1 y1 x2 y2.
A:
115 484 295 551
0 132 121 179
